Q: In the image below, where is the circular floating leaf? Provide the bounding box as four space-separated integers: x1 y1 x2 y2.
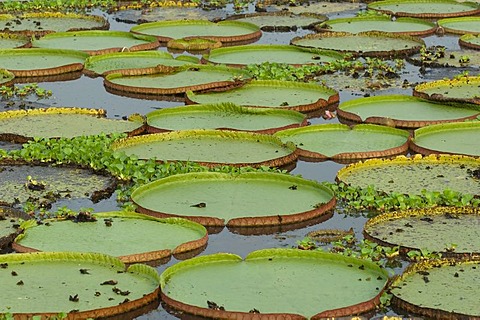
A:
316 16 437 37
14 211 208 264
274 123 410 162
459 33 480 50
111 130 297 168
367 0 480 18
104 65 251 96
186 80 339 113
337 95 480 129
291 31 424 58
413 76 480 105
130 20 262 45
202 44 343 67
146 103 307 134
0 48 88 77
336 154 480 196
411 121 480 157
84 51 199 77
0 206 31 249
437 16 480 35
0 32 30 49
0 251 160 318
390 257 480 319
0 108 144 143
132 172 335 228
160 249 388 318
365 206 480 256
31 30 160 55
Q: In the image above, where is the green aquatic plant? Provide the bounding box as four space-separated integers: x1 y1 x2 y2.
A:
0 84 52 100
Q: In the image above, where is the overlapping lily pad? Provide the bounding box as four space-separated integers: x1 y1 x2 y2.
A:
130 20 262 45
336 154 480 196
31 30 160 55
316 16 437 37
111 130 297 168
411 121 480 156
146 103 307 134
390 257 480 319
274 123 410 162
291 31 424 58
166 37 222 53
202 44 343 67
13 211 208 264
160 249 388 318
0 108 144 143
367 0 480 18
0 251 160 318
185 80 340 113
0 48 88 77
0 206 30 249
337 95 480 129
437 16 480 35
132 172 335 229
0 68 14 86
364 206 480 256
104 65 250 96
459 33 480 50
0 32 30 49
83 51 199 77
413 76 480 104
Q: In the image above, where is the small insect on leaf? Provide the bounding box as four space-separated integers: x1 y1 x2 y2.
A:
69 294 79 302
16 280 24 286
207 300 225 310
289 185 297 190
100 280 118 285
190 202 206 208
80 269 90 275
249 308 260 313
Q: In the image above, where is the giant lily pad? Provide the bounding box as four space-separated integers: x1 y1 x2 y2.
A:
146 103 307 134
111 130 297 168
131 172 335 228
0 48 88 77
413 76 480 104
202 44 343 67
0 68 14 86
185 80 339 113
104 65 250 96
130 20 262 45
13 211 208 264
410 121 480 157
336 154 480 196
274 123 410 162
437 16 480 35
0 108 144 143
84 51 199 77
0 32 30 49
31 30 160 55
160 249 388 318
364 206 480 256
459 33 480 50
337 95 480 129
0 206 31 249
390 257 480 319
0 251 160 318
291 31 424 58
316 16 437 37
367 0 480 18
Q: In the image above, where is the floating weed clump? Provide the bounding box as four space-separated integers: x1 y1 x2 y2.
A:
0 83 52 100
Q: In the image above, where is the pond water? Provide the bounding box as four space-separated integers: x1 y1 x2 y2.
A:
2 2 479 319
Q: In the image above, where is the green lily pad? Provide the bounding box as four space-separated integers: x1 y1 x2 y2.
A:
274 123 410 161
317 16 437 36
413 76 480 105
337 95 480 129
367 0 480 18
14 211 207 264
438 16 480 35
31 30 160 55
0 68 14 86
146 103 307 134
104 65 251 96
270 1 363 15
132 172 335 228
0 251 160 318
459 33 480 50
0 32 30 49
203 44 343 67
84 51 199 77
0 108 144 143
364 206 480 256
111 130 297 168
166 37 222 53
130 20 262 45
185 80 339 113
336 154 480 196
411 121 480 156
160 249 388 318
291 31 424 58
390 258 480 318
0 206 31 249
0 48 88 77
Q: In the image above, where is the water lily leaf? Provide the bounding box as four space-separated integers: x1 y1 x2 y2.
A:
0 68 14 85
413 76 480 104
14 211 207 264
268 1 363 15
459 33 480 50
111 6 227 23
438 16 480 35
160 249 388 318
367 0 480 18
166 37 222 53
407 49 480 68
0 32 30 49
0 206 31 249
0 251 160 318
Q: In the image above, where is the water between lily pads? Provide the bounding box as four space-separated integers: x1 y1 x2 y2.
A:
4 5 478 319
